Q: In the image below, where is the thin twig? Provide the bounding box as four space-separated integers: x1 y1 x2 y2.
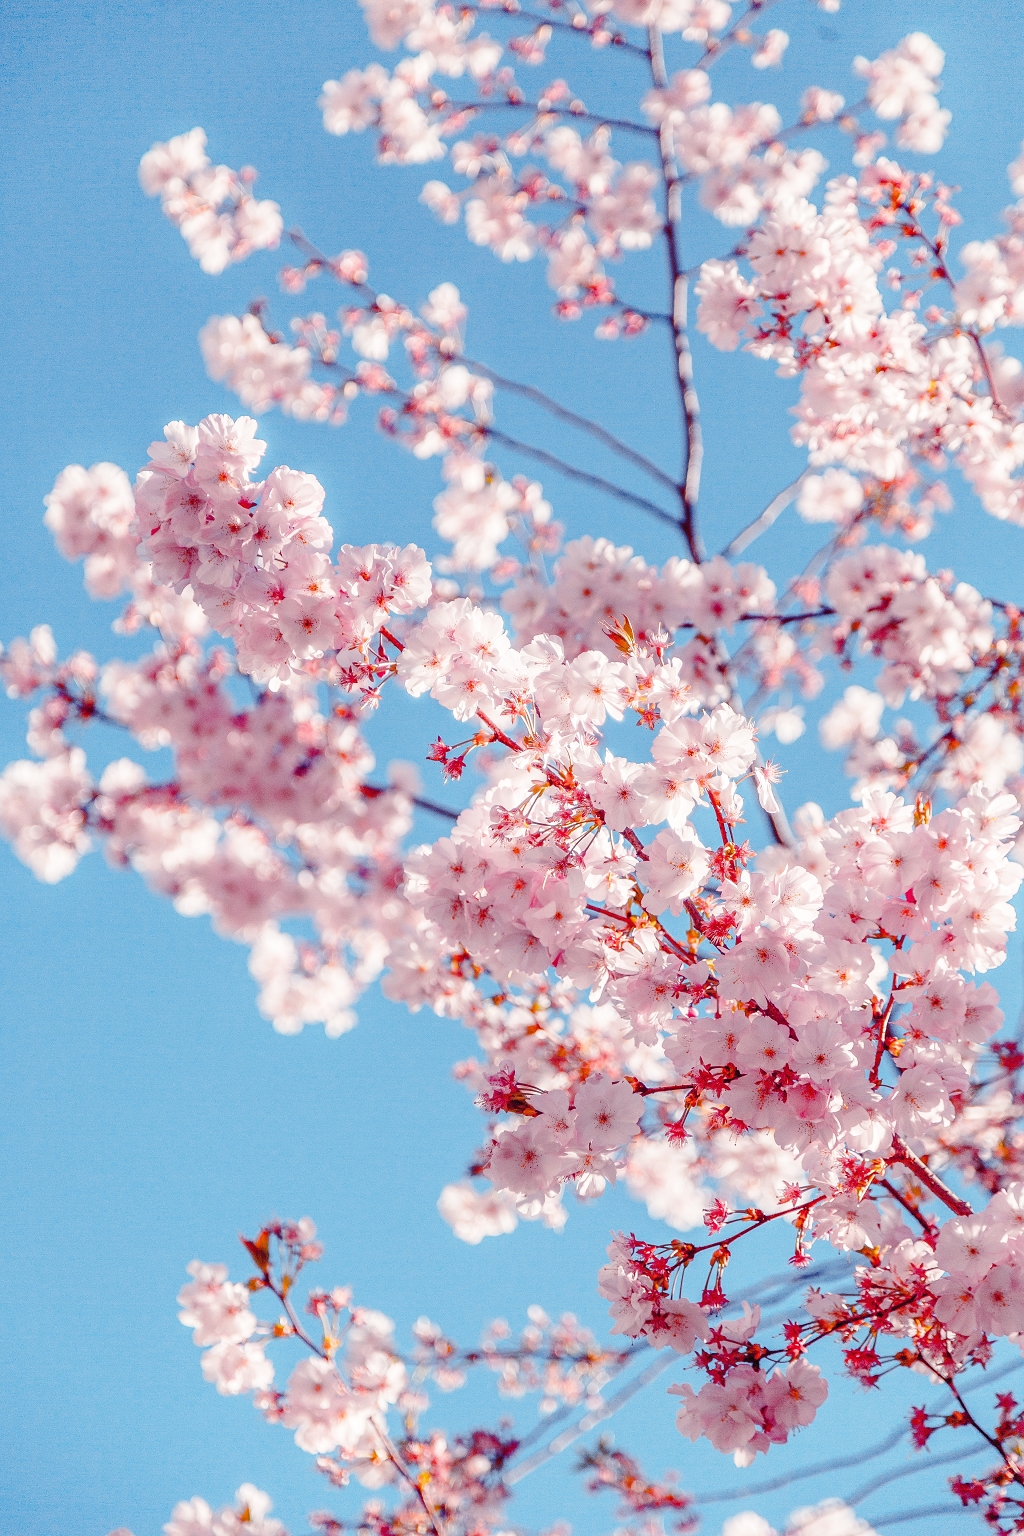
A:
935 1371 1024 1490
268 290 686 528
375 1425 448 1536
900 214 1012 422
505 1350 676 1485
444 99 657 135
872 1505 968 1529
844 1440 986 1508
483 425 681 525
457 3 653 60
694 0 782 69
462 355 681 494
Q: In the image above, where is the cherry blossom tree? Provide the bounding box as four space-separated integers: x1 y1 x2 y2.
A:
8 1 1024 1532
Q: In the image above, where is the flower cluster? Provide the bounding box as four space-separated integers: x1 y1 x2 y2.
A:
199 312 343 424
41 460 207 639
852 32 949 154
10 407 1024 1484
173 1220 626 1503
164 1485 287 1536
503 537 778 695
139 128 283 274
133 413 431 681
697 158 1024 529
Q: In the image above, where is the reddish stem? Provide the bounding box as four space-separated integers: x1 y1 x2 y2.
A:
475 709 522 753
621 826 650 861
888 1133 973 1217
758 997 798 1042
870 986 899 1089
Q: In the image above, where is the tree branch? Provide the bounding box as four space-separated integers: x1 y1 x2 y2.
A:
721 475 805 558
505 1350 675 1485
445 98 658 135
844 1439 986 1509
694 0 783 69
461 354 681 495
483 425 681 525
457 2 653 60
649 25 704 562
889 1133 973 1217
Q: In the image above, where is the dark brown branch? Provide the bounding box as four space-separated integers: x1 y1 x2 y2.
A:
413 795 460 822
649 26 704 562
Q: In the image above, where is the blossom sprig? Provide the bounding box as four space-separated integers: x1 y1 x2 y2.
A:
577 1440 696 1533
910 1384 1024 1532
176 1215 637 1532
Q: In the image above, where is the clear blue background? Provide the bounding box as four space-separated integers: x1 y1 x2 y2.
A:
3 3 1024 1534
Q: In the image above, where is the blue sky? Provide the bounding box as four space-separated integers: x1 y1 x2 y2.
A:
3 3 1024 1534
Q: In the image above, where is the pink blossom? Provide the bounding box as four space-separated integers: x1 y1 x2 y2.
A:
489 1124 570 1199
140 130 282 273
640 827 710 916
